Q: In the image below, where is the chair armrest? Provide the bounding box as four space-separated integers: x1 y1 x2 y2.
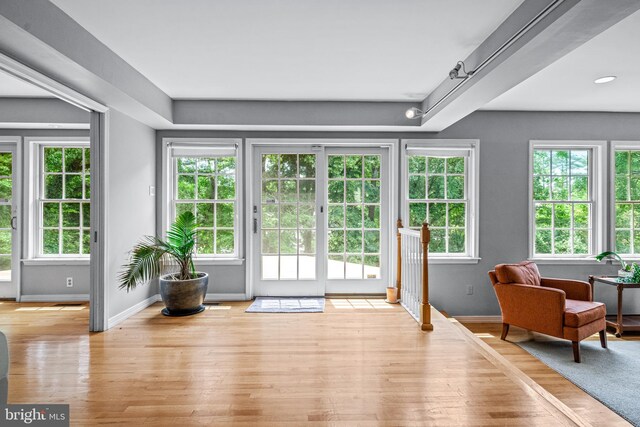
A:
541 277 591 301
494 283 565 338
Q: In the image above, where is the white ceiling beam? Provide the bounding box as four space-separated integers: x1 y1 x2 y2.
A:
420 0 640 131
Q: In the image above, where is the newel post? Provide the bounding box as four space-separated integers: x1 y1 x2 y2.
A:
420 221 433 331
396 219 403 300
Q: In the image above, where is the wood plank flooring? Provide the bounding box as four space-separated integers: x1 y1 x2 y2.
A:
0 299 598 426
460 321 632 427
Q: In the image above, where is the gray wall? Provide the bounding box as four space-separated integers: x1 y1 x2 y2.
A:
158 110 640 315
0 98 89 125
106 109 157 319
0 129 90 297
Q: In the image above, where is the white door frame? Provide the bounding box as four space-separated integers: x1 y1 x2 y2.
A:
245 139 398 298
0 52 109 330
0 138 21 299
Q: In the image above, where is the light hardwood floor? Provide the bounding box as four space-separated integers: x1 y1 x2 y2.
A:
0 299 605 426
460 321 632 427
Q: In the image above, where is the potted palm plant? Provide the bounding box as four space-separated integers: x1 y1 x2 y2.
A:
118 211 208 316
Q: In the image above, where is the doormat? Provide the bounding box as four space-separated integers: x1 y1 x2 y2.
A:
245 297 325 313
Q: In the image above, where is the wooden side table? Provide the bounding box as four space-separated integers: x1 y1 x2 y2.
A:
589 275 640 337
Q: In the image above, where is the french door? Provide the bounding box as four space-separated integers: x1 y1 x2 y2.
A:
0 142 19 299
252 144 390 296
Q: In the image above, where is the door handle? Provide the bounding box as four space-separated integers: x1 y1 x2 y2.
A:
10 216 17 230
253 218 258 234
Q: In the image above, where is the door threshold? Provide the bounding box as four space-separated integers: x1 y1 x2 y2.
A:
325 293 386 299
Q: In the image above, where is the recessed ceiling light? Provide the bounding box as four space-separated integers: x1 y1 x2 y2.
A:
594 76 616 84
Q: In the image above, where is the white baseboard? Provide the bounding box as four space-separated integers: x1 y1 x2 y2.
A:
107 294 161 329
454 315 502 323
19 294 89 302
205 293 247 302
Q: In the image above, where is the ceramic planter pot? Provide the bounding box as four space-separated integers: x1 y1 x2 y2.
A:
386 286 399 304
159 272 208 316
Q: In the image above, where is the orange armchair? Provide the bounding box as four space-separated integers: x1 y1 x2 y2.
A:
488 261 606 363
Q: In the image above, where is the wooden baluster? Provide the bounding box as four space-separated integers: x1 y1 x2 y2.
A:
396 219 403 302
420 221 433 331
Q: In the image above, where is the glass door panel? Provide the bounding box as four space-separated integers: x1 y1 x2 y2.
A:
254 147 323 296
0 143 18 299
0 151 12 282
325 148 389 294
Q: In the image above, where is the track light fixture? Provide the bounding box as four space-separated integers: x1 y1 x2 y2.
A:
449 61 474 80
405 107 424 120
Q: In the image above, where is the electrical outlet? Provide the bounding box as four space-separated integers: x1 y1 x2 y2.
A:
466 285 473 295
66 277 73 288
149 186 155 196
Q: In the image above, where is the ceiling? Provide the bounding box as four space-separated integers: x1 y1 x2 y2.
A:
0 70 53 97
50 0 523 101
483 8 640 112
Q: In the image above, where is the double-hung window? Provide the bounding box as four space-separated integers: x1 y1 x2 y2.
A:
166 140 241 260
402 140 479 261
529 141 605 260
613 145 640 255
39 143 91 257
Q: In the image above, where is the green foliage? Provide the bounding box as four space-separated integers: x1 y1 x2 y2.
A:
408 156 426 174
0 205 10 228
0 230 11 254
428 157 444 174
44 148 62 172
345 156 362 178
408 175 425 199
447 157 464 174
0 153 12 176
427 176 444 199
0 178 10 200
328 156 344 178
298 155 315 178
595 251 630 271
118 211 198 291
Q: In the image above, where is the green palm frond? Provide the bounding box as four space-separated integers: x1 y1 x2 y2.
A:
118 211 199 292
595 251 629 271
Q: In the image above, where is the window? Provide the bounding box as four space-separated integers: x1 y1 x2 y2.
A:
39 145 91 256
166 141 241 259
529 141 605 260
614 148 640 255
403 140 479 261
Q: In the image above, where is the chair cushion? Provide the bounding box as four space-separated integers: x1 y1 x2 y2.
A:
495 261 541 287
564 299 606 328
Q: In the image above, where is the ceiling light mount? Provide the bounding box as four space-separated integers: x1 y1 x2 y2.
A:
594 76 616 84
405 107 424 120
449 61 475 80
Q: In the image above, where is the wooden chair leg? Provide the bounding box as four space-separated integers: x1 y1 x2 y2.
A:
500 323 509 340
599 329 607 349
572 341 581 363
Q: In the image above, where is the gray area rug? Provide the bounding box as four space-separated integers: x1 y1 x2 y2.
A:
245 297 325 313
517 339 640 426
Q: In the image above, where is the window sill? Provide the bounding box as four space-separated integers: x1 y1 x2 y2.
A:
193 258 244 266
429 257 481 265
528 258 600 265
22 258 90 266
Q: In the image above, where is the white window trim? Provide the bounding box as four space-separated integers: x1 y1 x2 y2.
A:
401 139 480 264
161 138 244 264
528 140 607 263
24 137 90 262
610 140 640 260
